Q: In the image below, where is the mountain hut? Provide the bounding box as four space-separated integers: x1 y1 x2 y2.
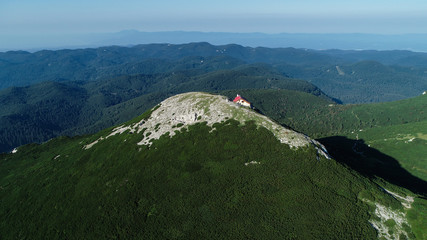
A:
233 94 252 107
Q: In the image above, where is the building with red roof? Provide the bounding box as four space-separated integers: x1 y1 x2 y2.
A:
233 94 252 107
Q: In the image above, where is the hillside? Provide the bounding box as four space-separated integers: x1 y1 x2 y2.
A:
344 120 427 183
1 92 424 239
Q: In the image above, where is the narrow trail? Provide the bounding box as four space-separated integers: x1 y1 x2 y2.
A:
351 110 361 123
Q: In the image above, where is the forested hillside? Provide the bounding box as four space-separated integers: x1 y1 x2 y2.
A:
275 60 427 103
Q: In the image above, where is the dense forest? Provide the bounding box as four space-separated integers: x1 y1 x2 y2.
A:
1 43 426 103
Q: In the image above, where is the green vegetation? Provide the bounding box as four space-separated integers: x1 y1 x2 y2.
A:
1 115 402 239
407 198 427 240
348 121 427 181
1 93 425 239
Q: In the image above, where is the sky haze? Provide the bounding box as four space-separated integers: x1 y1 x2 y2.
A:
1 0 427 50
2 0 427 34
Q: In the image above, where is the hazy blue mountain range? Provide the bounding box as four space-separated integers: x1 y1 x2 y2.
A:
2 31 427 52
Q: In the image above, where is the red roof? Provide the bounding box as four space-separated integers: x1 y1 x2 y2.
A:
233 94 250 104
233 95 242 102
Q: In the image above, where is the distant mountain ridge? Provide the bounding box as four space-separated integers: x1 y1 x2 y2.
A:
2 31 427 52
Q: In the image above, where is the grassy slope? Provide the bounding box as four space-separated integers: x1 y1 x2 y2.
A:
312 95 427 184
347 121 427 181
2 99 419 239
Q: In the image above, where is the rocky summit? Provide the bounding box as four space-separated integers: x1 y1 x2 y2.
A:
85 92 330 158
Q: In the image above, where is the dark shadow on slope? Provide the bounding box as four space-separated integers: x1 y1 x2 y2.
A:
318 136 427 197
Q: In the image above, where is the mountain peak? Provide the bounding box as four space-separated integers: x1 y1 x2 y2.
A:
85 92 329 158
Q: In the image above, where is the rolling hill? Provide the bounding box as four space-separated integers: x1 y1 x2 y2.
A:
1 92 424 239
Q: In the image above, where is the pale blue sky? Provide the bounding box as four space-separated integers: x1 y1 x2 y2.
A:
1 0 427 34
